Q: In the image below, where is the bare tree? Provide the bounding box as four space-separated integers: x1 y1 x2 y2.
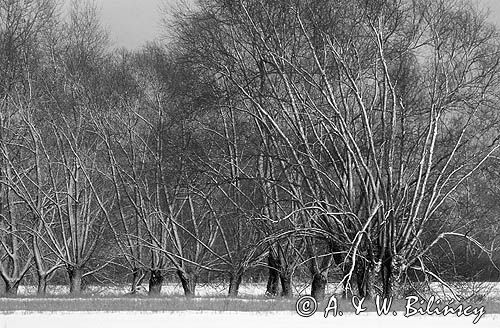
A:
0 0 57 296
23 0 114 295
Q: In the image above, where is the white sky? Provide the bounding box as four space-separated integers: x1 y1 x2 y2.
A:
77 0 500 50
480 0 500 26
95 0 169 49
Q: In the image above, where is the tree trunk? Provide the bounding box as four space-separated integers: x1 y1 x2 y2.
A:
68 266 83 295
228 271 243 297
177 269 196 297
130 268 145 293
0 277 6 296
382 254 403 299
37 273 47 296
311 271 328 301
265 250 281 297
356 259 374 299
307 241 334 301
280 271 293 298
2 279 19 296
148 269 163 296
381 257 392 299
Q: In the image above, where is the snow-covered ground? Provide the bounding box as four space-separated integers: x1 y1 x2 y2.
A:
17 282 285 297
0 311 498 328
15 281 500 299
4 282 500 327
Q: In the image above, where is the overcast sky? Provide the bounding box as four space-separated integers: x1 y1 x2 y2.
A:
88 0 500 50
93 0 169 49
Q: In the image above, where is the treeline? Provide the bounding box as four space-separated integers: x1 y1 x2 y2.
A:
0 0 499 299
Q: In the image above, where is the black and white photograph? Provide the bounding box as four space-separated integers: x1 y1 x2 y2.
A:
0 0 499 327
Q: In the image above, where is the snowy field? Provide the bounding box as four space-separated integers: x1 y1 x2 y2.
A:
0 311 499 328
2 282 498 328
14 281 500 299
16 282 277 297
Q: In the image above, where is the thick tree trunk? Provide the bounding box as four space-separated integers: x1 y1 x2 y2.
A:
308 241 334 301
7 285 18 296
310 271 328 301
148 269 163 296
356 259 374 299
68 266 83 295
37 274 47 296
265 250 281 296
177 269 196 297
382 254 403 299
228 271 243 297
3 280 19 296
382 257 392 299
280 271 293 298
0 277 6 296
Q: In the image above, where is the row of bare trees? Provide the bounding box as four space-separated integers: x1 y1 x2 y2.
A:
0 0 499 299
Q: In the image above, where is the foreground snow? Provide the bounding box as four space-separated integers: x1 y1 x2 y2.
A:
0 311 498 328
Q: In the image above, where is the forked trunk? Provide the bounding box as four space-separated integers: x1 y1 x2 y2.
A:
4 280 20 296
148 269 163 296
177 269 196 297
130 268 145 293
